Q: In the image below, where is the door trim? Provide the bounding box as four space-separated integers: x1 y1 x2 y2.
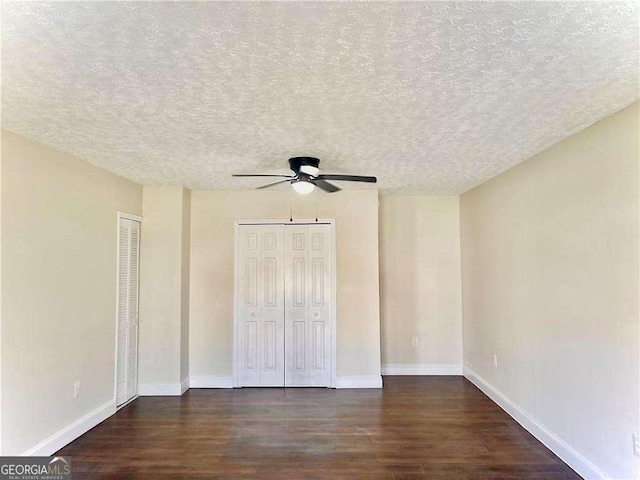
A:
118 211 143 223
233 219 337 388
114 211 142 407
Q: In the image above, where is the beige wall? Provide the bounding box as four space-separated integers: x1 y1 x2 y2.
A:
460 102 639 479
379 196 462 370
189 189 381 381
1 130 142 455
138 186 190 390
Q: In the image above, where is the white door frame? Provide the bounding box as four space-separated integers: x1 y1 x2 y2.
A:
114 211 142 409
233 219 337 388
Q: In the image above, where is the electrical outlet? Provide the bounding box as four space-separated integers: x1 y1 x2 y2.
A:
493 354 498 368
411 336 418 347
633 433 640 457
74 381 81 398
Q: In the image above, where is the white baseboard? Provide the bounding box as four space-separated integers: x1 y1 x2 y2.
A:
138 383 185 396
382 363 462 376
463 366 608 480
22 400 115 456
335 375 383 389
190 375 383 389
189 375 234 388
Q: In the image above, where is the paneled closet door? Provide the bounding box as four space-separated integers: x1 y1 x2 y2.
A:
285 225 332 387
237 225 285 386
116 217 141 407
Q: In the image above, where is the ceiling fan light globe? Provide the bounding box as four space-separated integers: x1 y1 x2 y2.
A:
292 180 315 195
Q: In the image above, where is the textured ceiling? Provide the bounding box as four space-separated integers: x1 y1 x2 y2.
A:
1 2 638 194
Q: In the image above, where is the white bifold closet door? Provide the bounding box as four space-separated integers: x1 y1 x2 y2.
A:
284 225 332 387
236 224 332 387
237 225 286 386
116 217 141 406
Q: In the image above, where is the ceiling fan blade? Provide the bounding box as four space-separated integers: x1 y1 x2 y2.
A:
313 179 341 193
233 174 294 178
256 179 292 189
317 174 377 183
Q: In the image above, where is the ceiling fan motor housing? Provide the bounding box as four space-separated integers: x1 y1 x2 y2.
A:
289 157 320 175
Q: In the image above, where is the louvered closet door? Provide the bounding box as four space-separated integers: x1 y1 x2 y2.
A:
237 225 285 386
116 217 141 406
285 225 332 387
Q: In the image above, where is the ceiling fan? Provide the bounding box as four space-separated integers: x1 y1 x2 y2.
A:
232 157 377 194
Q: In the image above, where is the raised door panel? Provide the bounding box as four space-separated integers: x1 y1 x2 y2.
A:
245 320 258 371
246 258 258 307
293 321 306 371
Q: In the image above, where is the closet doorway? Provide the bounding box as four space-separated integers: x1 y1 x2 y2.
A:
115 212 142 407
233 220 336 387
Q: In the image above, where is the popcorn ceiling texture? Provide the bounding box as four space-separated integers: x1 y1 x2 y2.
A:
1 1 638 194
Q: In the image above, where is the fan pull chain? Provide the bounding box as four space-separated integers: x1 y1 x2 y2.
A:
289 185 293 222
315 187 319 222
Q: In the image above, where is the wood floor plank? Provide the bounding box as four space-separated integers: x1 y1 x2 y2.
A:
56 376 582 479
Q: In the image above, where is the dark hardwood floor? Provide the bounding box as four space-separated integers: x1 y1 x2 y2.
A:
57 376 581 479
